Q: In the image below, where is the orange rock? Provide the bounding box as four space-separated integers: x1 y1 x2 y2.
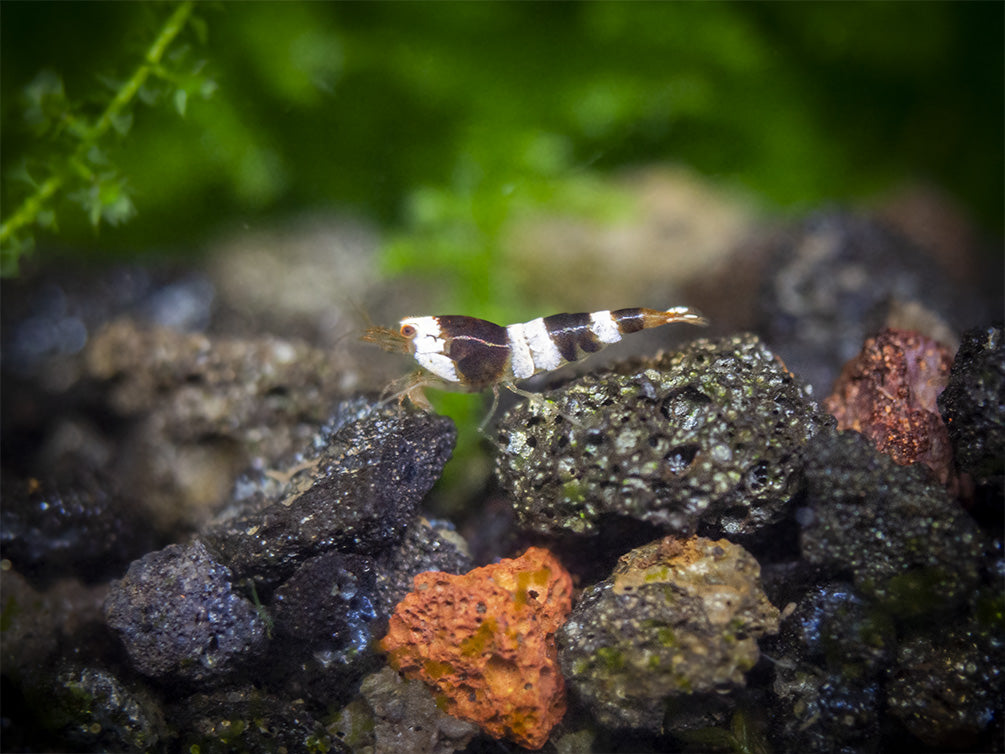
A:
825 328 955 484
380 547 573 750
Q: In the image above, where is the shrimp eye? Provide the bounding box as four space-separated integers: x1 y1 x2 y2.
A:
400 324 417 338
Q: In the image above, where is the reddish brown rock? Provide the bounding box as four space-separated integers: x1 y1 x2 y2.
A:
380 547 573 750
825 328 955 483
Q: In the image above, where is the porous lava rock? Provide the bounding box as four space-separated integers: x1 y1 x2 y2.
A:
169 685 343 754
373 516 473 618
799 430 983 615
824 328 954 483
938 322 1004 494
267 551 383 703
557 536 780 732
85 318 348 445
380 547 573 749
768 582 894 753
104 540 266 682
885 622 1004 748
203 398 456 587
496 334 833 537
47 665 168 753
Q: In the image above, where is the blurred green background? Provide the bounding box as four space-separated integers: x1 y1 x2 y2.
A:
2 1 1002 290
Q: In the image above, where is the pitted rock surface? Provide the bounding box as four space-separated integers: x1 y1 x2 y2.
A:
104 540 266 682
496 334 833 537
381 547 573 750
938 322 1004 491
203 399 456 587
557 536 779 732
799 430 983 614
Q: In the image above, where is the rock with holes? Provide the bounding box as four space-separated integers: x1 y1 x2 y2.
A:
104 540 267 682
495 334 834 537
799 429 983 615
557 536 780 732
202 398 456 589
380 547 573 750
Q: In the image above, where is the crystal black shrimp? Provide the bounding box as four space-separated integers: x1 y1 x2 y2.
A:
363 306 707 425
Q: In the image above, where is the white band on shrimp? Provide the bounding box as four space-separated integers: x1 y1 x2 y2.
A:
589 310 622 344
506 322 536 380
523 317 562 373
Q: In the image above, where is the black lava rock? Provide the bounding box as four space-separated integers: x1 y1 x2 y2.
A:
767 581 893 754
169 685 345 754
373 516 473 618
0 472 151 582
267 551 382 704
46 665 167 753
104 540 267 682
758 211 975 395
799 430 984 616
203 398 456 587
938 322 1004 494
886 622 1004 749
496 334 833 538
771 668 882 754
272 551 380 655
776 582 895 677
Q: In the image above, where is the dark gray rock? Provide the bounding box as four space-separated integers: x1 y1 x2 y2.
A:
766 582 893 754
771 667 882 754
267 551 383 705
47 665 167 753
886 622 1003 749
775 582 895 677
271 551 380 658
0 471 151 582
203 398 456 587
170 685 345 754
938 322 1004 493
799 430 984 615
758 211 976 395
496 334 833 537
352 666 481 754
104 540 267 682
374 516 473 618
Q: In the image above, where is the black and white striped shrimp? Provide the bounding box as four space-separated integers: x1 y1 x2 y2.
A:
363 306 707 417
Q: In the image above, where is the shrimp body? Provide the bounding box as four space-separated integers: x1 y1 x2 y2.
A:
365 306 707 392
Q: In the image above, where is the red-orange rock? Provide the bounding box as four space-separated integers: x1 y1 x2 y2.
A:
380 547 573 750
825 328 955 483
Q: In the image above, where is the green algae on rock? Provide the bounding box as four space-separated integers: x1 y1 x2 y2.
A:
557 536 780 732
495 334 833 537
170 685 342 754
